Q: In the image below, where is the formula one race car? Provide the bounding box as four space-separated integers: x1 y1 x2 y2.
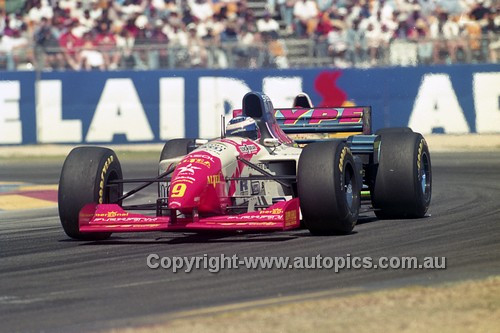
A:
58 91 431 240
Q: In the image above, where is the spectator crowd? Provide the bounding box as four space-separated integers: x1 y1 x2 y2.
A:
0 0 498 71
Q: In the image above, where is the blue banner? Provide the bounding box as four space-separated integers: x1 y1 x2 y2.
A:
0 64 498 145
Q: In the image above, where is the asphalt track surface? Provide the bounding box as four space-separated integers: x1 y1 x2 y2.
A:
1 152 499 332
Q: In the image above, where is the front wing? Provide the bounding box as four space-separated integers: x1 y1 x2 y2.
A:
79 199 300 233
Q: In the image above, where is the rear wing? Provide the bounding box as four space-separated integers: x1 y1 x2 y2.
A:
232 106 371 137
274 107 371 135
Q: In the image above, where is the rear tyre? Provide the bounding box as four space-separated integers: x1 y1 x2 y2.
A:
371 131 431 219
58 147 123 240
298 140 361 235
375 127 413 135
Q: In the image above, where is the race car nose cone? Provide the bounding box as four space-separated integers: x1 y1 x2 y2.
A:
167 151 226 214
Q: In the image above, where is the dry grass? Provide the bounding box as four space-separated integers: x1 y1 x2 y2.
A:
110 276 500 333
425 134 500 152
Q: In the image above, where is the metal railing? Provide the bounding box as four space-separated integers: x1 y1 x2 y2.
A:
0 35 498 71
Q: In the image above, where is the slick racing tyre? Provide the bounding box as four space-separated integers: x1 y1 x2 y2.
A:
375 127 413 135
371 130 431 219
58 147 123 240
158 138 195 196
298 140 361 235
159 138 195 162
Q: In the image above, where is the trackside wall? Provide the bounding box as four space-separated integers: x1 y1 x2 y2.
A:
0 64 499 145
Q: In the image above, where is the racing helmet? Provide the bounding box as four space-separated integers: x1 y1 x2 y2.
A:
226 116 260 140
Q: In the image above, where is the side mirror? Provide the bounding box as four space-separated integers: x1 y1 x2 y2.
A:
263 138 280 147
195 139 208 146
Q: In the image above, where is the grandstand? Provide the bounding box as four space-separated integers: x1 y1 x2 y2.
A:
0 0 498 70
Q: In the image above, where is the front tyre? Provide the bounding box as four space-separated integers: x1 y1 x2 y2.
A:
158 138 195 196
159 138 195 163
298 140 361 235
371 131 432 219
58 147 123 240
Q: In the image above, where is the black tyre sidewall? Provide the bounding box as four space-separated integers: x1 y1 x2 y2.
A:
298 140 361 235
372 132 431 218
58 147 123 240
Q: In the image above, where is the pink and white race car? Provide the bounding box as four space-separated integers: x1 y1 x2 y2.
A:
58 92 431 240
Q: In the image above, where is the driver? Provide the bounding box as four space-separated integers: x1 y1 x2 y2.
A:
226 116 260 141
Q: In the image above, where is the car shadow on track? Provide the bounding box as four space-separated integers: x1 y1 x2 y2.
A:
62 231 302 246
58 216 381 246
356 215 379 225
